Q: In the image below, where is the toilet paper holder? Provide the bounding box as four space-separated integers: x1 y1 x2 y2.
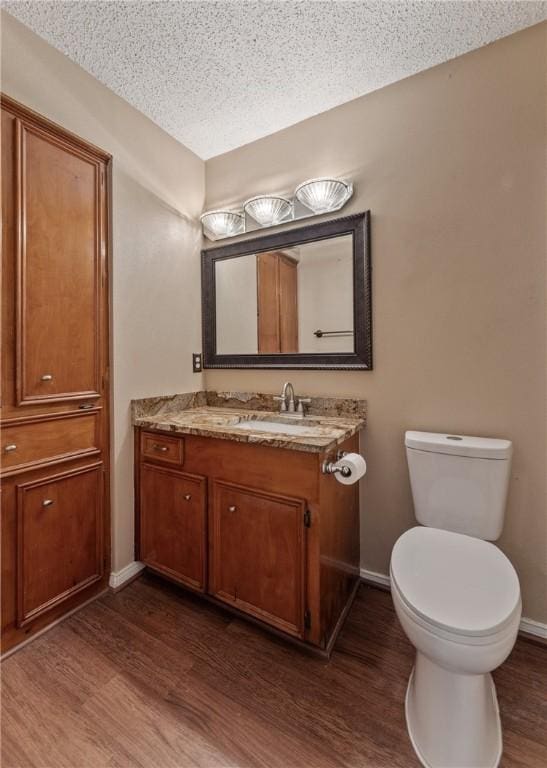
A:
322 451 351 477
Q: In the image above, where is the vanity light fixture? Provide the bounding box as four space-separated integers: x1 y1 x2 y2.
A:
243 195 292 227
295 178 353 214
200 209 244 240
201 177 353 241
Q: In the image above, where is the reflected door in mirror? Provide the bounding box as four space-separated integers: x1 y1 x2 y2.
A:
257 251 298 353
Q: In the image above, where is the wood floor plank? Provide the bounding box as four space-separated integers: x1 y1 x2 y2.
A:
1 576 545 768
1 652 117 768
67 599 196 697
80 672 229 768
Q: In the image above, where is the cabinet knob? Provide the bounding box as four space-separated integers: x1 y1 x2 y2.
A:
228 505 237 513
4 444 17 453
42 499 54 507
153 444 168 452
40 374 53 381
183 494 192 501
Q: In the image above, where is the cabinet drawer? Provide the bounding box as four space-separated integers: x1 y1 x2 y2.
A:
1 413 99 474
141 432 184 466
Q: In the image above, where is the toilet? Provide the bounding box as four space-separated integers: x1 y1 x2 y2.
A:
390 431 521 768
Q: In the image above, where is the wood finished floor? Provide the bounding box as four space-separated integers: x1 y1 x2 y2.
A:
2 576 546 768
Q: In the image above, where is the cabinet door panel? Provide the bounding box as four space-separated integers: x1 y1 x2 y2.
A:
257 251 280 353
140 465 206 591
16 122 102 404
16 463 104 626
278 255 298 353
211 480 306 637
257 252 298 354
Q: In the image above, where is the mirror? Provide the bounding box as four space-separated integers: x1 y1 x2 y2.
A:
215 235 354 355
202 211 371 369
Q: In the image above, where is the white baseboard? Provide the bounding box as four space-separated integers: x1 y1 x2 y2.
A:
360 567 547 641
109 561 145 590
360 567 391 589
519 616 547 640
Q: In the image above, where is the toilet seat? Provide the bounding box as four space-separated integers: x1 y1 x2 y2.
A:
390 527 521 639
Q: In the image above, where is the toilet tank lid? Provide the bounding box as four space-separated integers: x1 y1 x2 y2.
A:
405 431 512 459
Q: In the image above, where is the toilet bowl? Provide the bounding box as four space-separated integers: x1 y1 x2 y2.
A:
391 526 521 768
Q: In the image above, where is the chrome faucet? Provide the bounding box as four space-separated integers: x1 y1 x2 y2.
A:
274 381 296 412
274 382 311 416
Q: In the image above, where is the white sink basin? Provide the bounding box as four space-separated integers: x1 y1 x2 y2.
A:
233 419 325 436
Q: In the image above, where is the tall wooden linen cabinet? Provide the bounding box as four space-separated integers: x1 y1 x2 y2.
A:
1 96 111 655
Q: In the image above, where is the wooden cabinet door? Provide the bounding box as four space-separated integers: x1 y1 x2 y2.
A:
257 251 298 353
210 480 306 638
257 251 280 353
16 463 104 626
140 465 206 591
15 120 104 405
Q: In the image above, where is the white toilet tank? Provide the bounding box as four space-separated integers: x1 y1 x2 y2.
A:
405 431 512 541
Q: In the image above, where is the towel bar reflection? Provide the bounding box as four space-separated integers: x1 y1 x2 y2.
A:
313 329 354 338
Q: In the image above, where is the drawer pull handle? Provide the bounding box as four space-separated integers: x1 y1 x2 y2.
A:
153 444 168 452
4 444 17 453
183 494 192 501
40 374 53 381
228 505 237 513
42 499 54 507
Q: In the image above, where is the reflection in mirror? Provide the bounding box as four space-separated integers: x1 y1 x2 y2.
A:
215 234 353 355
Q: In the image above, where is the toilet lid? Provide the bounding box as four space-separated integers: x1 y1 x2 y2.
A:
390 527 521 637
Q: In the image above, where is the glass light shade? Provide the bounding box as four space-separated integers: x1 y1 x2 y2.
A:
243 195 292 227
295 178 352 214
200 210 244 239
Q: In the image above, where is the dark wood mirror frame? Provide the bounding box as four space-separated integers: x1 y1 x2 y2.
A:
201 210 372 370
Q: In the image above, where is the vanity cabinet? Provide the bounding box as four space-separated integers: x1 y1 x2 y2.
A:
135 428 360 654
1 95 111 655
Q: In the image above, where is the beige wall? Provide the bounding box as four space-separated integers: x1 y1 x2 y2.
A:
216 254 258 353
205 24 547 622
1 12 206 572
297 237 354 353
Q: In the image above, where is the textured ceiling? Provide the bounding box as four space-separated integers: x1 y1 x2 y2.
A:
4 1 546 159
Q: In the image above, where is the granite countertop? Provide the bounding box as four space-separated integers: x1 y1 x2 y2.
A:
131 391 366 454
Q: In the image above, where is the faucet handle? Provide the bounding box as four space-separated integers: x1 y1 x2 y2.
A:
297 397 312 414
273 395 287 412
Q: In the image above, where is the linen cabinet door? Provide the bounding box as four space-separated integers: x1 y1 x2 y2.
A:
210 480 306 638
15 120 105 405
140 465 206 591
17 463 104 626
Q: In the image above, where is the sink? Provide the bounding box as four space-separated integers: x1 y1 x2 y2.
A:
232 418 326 436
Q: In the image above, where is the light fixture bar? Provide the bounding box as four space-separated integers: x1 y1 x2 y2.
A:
201 178 353 241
